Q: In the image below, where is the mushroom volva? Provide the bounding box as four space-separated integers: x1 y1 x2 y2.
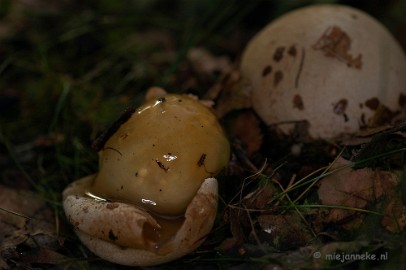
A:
63 94 230 266
241 4 406 139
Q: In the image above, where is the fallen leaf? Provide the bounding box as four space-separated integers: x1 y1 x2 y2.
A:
318 158 398 226
227 110 263 157
0 185 66 268
220 208 250 251
243 184 276 210
381 196 406 233
0 186 46 230
257 213 313 250
205 70 252 118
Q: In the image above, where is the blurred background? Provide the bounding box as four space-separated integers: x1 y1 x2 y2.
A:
0 0 405 269
1 0 405 144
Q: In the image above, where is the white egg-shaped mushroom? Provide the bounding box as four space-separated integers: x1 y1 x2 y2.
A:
241 4 406 139
63 94 230 266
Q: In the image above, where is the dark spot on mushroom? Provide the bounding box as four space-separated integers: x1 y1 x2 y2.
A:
273 46 285 62
359 103 364 109
197 153 206 167
135 172 138 177
121 185 124 190
262 65 272 77
288 45 297 57
106 203 119 210
274 71 283 86
399 94 406 107
360 113 367 128
313 26 362 69
159 189 162 192
333 99 348 115
293 94 304 110
365 97 380 110
109 230 118 241
92 107 136 152
83 206 89 213
178 99 182 102
351 14 358 19
155 159 169 173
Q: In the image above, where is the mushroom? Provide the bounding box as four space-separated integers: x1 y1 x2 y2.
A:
63 94 230 266
240 4 406 139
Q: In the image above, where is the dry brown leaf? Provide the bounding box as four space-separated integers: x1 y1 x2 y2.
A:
318 158 398 225
257 213 313 250
0 186 47 230
205 70 252 118
243 184 276 210
381 196 406 233
227 110 263 157
219 207 249 252
0 185 66 268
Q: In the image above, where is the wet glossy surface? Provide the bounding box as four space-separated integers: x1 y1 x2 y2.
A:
89 94 229 215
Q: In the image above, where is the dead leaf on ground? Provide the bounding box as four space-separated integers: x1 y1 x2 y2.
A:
0 185 48 230
226 110 263 157
205 69 252 118
219 207 250 252
243 184 276 210
381 195 406 233
256 213 313 251
0 185 67 269
318 157 399 228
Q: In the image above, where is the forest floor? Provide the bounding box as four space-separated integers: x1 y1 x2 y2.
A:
1 1 406 269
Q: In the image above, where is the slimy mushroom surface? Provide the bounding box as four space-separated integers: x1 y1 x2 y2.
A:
90 94 229 216
241 4 406 139
63 94 230 266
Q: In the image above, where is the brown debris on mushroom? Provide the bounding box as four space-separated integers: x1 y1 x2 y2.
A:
312 25 363 69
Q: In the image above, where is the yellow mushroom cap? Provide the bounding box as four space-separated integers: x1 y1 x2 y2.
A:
89 94 230 216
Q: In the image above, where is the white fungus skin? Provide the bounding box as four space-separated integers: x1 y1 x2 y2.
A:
62 94 230 266
63 176 218 266
241 4 406 139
